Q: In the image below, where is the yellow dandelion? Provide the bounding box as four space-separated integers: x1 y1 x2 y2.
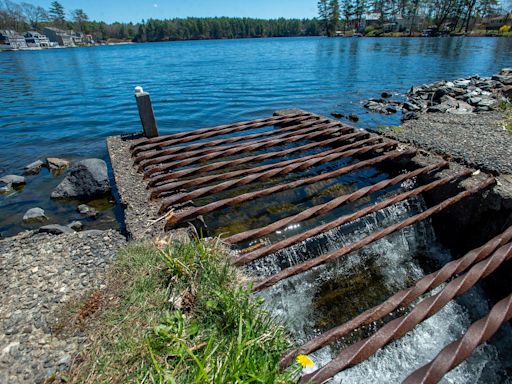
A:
296 354 314 368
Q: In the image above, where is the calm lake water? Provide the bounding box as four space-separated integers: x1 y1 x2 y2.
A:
1 36 511 236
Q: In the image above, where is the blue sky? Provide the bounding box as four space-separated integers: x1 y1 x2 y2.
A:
28 0 319 23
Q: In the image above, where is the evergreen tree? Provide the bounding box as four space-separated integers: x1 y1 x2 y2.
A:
341 0 354 31
328 0 340 35
48 1 64 25
318 0 330 34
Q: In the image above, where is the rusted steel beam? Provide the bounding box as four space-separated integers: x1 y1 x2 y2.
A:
150 132 372 199
301 238 510 384
147 130 371 187
227 161 449 247
153 138 388 204
133 115 324 160
253 177 496 293
237 170 472 267
162 144 406 219
131 112 311 153
403 292 512 384
280 224 512 368
142 123 352 177
136 120 341 169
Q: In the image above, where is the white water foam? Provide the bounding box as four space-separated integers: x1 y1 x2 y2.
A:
253 196 510 383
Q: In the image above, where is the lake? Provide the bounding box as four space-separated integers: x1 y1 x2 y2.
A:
1 36 511 236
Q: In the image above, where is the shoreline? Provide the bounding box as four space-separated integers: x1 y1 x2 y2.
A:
1 33 510 52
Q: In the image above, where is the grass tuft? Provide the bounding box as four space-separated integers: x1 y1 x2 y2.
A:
66 237 299 383
499 101 512 135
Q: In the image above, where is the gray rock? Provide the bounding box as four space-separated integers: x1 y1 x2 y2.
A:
0 175 26 186
51 159 111 199
23 160 44 176
403 102 421 112
348 114 359 122
492 75 512 85
402 112 419 121
67 221 83 231
381 91 392 98
38 225 74 235
0 184 12 194
23 208 47 223
46 157 69 171
500 68 512 76
77 204 98 217
476 97 497 108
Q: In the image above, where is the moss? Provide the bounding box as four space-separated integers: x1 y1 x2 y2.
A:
378 124 404 134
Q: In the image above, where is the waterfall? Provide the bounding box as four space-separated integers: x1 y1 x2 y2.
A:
246 196 510 383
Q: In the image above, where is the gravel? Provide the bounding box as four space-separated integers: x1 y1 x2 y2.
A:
380 112 512 175
0 229 126 383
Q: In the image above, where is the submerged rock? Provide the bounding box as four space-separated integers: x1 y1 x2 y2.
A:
24 160 44 176
67 221 83 231
348 114 359 122
46 158 70 171
23 208 47 223
51 159 111 200
77 204 98 217
0 175 26 187
331 112 344 119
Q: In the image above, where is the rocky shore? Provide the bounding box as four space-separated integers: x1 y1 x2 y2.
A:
362 68 512 121
0 229 126 383
376 69 512 175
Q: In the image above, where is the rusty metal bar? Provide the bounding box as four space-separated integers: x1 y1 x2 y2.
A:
131 112 311 153
150 132 372 199
133 116 324 161
301 239 511 384
137 121 348 170
280 224 512 368
153 139 390 205
147 130 371 187
403 292 512 384
236 170 472 267
162 144 406 219
142 124 351 177
253 177 496 293
226 161 449 246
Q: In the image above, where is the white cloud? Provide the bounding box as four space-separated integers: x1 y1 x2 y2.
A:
153 3 158 8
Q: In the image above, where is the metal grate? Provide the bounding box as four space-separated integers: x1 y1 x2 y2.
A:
129 110 508 384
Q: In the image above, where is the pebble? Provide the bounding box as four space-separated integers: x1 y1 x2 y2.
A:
0 229 126 383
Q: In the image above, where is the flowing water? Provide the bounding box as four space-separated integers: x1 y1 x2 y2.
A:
1 36 512 235
251 196 512 383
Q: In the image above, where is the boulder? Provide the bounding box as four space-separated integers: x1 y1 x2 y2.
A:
492 75 512 85
402 102 421 112
381 91 392 98
67 221 83 231
500 68 512 76
51 159 111 199
23 160 44 176
77 204 98 217
348 114 359 122
47 157 70 171
500 85 512 99
23 207 47 223
38 224 74 235
331 112 344 119
0 175 26 187
402 112 419 121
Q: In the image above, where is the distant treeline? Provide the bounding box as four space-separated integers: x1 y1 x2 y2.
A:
133 18 322 41
0 0 321 41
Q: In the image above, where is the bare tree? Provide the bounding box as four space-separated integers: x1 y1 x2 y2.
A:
21 2 47 29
